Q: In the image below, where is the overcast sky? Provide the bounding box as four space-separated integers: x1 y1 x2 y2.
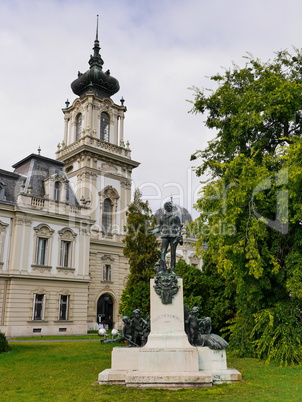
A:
1 0 301 217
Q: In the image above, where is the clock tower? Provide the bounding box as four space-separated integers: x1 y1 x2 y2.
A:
56 18 140 329
56 19 139 239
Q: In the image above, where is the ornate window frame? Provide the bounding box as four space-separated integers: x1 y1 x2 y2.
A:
99 186 119 236
101 255 114 283
32 224 54 268
44 173 69 203
57 228 77 269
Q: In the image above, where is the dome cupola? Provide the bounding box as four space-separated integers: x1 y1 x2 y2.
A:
71 15 120 99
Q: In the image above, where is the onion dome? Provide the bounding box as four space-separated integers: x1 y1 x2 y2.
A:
71 16 120 99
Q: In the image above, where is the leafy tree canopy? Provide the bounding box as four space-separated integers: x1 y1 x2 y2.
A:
175 259 234 334
191 49 302 364
190 49 302 178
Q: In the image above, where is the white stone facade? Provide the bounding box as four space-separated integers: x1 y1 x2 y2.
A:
0 33 199 337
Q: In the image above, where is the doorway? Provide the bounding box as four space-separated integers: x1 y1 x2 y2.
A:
97 293 114 329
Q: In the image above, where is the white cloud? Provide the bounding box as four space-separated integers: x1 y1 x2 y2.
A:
1 0 302 217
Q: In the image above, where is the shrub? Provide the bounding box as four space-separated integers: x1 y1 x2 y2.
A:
0 332 11 353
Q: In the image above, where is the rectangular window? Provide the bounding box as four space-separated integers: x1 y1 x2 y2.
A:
36 238 48 265
58 295 69 320
103 264 111 281
33 294 45 320
60 240 71 267
54 182 61 202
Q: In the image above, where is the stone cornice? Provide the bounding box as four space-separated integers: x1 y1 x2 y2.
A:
0 273 91 283
56 137 140 169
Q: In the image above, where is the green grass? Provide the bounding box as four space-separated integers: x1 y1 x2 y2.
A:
1 340 302 401
8 334 102 341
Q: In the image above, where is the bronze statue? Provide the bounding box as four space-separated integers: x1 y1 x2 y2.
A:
186 306 200 346
131 309 149 346
100 311 150 347
185 306 229 350
149 201 183 274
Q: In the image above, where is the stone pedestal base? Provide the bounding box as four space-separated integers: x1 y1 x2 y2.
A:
98 278 242 388
99 369 213 389
98 346 241 388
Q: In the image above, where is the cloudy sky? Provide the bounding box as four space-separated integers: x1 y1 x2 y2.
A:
1 0 301 217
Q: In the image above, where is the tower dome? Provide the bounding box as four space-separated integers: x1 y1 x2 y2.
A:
71 16 120 99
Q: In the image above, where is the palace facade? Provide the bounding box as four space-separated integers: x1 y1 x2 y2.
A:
0 27 200 337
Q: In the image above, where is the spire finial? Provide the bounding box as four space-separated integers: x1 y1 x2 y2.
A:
38 146 41 155
89 14 103 68
96 14 99 41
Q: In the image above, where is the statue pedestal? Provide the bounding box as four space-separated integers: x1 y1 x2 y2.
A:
98 278 241 388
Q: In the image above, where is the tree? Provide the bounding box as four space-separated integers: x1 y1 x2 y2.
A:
191 49 302 178
190 49 302 364
119 189 160 318
175 259 234 334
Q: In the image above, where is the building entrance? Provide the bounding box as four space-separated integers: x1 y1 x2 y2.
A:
97 293 114 329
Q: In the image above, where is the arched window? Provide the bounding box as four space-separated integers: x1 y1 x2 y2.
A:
100 112 110 142
75 113 82 140
54 181 61 202
102 198 112 234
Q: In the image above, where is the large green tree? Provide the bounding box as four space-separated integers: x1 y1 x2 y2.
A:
119 189 160 318
175 259 234 334
191 49 302 364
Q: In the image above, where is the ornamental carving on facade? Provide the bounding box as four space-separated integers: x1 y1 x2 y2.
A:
101 254 115 262
121 179 131 190
16 217 33 226
101 162 118 174
100 185 119 202
0 221 8 233
58 228 77 240
34 224 54 237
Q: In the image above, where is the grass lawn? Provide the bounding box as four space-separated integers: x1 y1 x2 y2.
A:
1 340 302 401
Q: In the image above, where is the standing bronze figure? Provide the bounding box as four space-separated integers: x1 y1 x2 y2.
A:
149 201 183 274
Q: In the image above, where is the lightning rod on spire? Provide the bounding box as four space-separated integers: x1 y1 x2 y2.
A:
96 14 99 41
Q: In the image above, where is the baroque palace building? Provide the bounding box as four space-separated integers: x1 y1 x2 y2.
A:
0 27 139 337
0 26 200 337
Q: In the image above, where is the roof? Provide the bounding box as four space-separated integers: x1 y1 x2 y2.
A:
0 154 79 206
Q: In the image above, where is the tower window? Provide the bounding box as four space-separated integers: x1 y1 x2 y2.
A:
76 113 82 140
102 198 112 234
100 112 110 142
